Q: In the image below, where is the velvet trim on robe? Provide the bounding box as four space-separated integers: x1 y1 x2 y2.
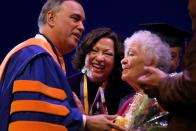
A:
0 38 83 131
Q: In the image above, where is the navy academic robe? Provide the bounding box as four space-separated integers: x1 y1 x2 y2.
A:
0 38 83 131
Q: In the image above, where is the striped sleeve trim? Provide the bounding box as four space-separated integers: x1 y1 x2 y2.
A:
9 121 68 131
13 80 67 100
10 100 70 117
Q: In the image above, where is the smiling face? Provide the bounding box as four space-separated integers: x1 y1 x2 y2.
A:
52 1 85 54
85 38 115 83
121 42 148 90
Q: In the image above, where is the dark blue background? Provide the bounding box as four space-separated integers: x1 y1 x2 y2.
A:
0 0 192 76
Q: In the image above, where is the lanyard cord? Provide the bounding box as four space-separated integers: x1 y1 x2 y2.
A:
83 74 89 114
81 73 108 115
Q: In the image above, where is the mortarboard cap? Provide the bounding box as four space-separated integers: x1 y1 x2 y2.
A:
140 23 192 47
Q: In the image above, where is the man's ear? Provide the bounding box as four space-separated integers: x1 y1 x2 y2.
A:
47 11 55 27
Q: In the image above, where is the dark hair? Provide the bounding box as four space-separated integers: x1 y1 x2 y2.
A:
38 0 81 29
72 27 124 80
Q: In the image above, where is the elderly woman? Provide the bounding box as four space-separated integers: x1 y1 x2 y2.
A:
68 27 133 115
116 30 171 130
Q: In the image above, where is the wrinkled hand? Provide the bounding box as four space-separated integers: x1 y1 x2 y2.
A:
72 92 84 114
85 114 126 131
137 66 168 98
138 66 168 87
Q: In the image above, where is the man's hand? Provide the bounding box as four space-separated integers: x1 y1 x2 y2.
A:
138 66 168 87
85 115 126 131
137 66 168 97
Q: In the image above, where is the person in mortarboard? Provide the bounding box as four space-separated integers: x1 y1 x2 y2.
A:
140 23 192 72
137 0 196 129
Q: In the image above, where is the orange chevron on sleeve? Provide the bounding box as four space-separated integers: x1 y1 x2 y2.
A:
13 80 67 100
10 100 70 117
9 121 68 131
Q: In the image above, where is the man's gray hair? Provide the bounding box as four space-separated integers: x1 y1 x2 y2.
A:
37 0 80 29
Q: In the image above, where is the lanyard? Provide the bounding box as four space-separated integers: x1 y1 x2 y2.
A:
80 73 108 115
80 74 89 114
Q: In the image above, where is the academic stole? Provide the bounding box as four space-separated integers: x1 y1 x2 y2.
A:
80 74 108 115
